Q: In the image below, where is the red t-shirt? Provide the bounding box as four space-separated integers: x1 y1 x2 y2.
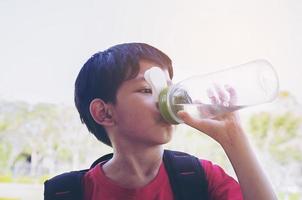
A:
83 160 243 200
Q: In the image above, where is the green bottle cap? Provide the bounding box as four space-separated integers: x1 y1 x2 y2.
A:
158 88 180 124
159 86 194 125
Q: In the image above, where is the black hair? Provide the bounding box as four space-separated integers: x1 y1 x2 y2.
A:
74 43 173 146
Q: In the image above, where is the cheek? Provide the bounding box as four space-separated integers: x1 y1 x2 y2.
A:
120 104 152 123
115 97 157 126
116 109 153 136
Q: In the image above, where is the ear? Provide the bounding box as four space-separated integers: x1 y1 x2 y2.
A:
89 98 115 126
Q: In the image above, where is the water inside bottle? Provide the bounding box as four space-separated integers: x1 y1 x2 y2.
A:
173 103 246 119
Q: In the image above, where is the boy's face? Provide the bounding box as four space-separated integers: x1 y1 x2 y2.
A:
111 60 173 146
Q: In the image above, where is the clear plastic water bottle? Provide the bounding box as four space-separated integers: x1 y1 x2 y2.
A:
144 59 279 124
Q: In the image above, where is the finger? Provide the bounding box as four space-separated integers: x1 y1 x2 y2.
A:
207 88 220 104
177 110 218 135
214 84 230 107
224 84 237 105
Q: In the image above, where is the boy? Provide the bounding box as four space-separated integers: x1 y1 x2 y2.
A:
47 43 276 199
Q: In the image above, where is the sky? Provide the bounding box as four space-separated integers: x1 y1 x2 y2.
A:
0 0 301 105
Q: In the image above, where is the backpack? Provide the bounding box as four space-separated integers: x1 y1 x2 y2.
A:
44 150 208 200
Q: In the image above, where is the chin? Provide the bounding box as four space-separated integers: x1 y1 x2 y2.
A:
160 128 174 144
163 124 174 134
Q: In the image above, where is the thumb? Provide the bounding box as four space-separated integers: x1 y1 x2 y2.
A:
177 111 215 134
177 110 195 125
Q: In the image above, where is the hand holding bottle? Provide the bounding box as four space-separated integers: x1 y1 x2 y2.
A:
177 83 244 145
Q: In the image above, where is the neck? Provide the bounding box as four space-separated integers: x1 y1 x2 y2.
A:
103 145 164 188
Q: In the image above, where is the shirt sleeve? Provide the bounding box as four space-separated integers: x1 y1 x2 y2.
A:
201 160 243 200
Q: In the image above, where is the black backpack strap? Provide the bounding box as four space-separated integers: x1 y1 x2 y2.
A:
163 150 208 200
44 169 87 200
90 153 113 168
44 153 113 200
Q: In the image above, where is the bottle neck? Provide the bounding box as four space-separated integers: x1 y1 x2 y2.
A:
158 87 181 124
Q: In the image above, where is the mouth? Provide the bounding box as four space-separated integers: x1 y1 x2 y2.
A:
154 109 171 126
158 115 171 126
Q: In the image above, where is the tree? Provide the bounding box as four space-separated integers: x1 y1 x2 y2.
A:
248 91 302 198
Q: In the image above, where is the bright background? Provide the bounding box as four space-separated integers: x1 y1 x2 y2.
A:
1 0 302 199
0 0 302 105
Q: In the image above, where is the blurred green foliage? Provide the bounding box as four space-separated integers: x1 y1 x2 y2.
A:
0 91 301 199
